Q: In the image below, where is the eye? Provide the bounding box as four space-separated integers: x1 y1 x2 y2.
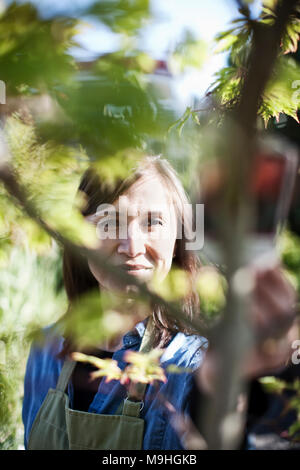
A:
145 213 163 229
150 218 163 226
98 217 119 232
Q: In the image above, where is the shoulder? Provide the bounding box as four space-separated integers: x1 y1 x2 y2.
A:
28 323 65 360
24 322 65 395
161 332 208 371
22 323 65 448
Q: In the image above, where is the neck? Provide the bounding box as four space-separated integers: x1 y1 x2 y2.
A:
98 285 151 352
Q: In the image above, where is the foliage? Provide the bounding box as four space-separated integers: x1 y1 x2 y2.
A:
72 348 193 386
60 289 148 350
0 244 66 448
196 266 226 320
0 0 299 451
72 348 167 385
149 267 191 302
278 228 300 297
258 56 300 125
262 0 300 55
260 375 300 442
0 2 78 95
87 0 151 37
170 0 300 132
42 51 173 156
210 1 300 126
258 228 300 444
3 113 97 247
168 30 207 75
72 352 123 382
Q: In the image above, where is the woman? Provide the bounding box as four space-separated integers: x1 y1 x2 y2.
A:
22 155 298 450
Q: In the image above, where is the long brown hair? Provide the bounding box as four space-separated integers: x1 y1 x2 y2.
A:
61 156 201 353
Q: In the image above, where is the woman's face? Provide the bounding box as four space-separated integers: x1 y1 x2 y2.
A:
87 172 178 293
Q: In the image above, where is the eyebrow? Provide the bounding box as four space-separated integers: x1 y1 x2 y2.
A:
140 210 165 218
89 209 168 221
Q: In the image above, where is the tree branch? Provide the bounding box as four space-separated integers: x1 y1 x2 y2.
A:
200 0 300 450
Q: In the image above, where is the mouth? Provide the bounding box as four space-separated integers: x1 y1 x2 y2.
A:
121 265 153 275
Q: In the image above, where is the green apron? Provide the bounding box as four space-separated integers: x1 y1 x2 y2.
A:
27 318 154 450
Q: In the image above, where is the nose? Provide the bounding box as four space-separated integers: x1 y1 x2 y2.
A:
117 220 147 257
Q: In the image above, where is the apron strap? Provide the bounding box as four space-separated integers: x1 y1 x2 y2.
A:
56 316 155 405
125 316 155 404
139 315 155 354
122 398 143 418
56 359 76 393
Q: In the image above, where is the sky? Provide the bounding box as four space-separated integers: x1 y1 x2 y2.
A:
6 0 263 108
72 0 262 107
68 0 239 107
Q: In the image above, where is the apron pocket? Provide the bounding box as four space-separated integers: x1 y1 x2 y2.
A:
28 390 69 450
66 408 144 450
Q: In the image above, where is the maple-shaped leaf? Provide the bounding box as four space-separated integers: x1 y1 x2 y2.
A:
71 352 122 383
122 349 167 384
166 364 193 374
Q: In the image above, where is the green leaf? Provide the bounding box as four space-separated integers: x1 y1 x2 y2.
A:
191 112 200 126
260 57 300 126
166 364 193 374
196 266 226 318
168 106 193 136
149 267 191 302
61 290 135 349
123 349 167 384
87 0 151 36
288 420 300 439
214 33 239 54
92 148 143 187
259 376 287 394
169 30 207 74
0 2 78 95
213 17 252 66
71 352 123 382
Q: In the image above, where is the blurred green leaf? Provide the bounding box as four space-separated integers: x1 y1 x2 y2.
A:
61 289 139 349
210 6 300 124
259 376 287 394
168 106 193 136
259 57 300 126
196 266 226 318
3 114 98 247
0 2 78 95
149 268 191 302
92 148 143 188
261 0 300 54
72 352 123 382
278 229 300 297
71 348 168 385
87 0 151 36
166 364 193 374
288 420 300 440
40 53 173 156
169 30 207 74
123 349 167 384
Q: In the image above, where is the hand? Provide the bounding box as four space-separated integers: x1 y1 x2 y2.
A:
250 265 297 341
197 265 299 393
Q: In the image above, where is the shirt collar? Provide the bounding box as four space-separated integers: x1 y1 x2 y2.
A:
122 317 148 348
58 316 149 354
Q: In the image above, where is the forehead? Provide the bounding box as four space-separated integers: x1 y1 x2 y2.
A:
116 173 174 212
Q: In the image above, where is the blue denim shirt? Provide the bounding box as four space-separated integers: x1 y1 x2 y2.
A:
22 319 208 450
